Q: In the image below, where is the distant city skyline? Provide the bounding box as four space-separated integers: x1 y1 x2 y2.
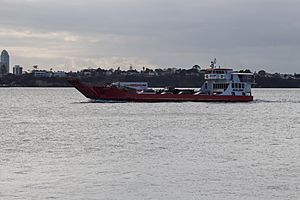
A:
0 0 300 73
0 49 9 75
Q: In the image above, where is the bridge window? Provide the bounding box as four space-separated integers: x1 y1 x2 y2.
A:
214 83 229 89
231 83 245 88
238 74 254 82
213 70 225 74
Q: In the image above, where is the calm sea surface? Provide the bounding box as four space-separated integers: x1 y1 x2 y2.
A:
0 88 299 200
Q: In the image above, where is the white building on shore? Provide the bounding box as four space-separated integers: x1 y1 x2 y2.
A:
13 65 23 75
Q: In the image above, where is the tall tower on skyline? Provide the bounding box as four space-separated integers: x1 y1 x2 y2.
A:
1 49 10 75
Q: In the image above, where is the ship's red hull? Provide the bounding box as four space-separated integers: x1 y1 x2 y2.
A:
68 79 253 102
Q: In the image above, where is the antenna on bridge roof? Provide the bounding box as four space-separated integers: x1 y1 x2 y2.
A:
210 58 217 69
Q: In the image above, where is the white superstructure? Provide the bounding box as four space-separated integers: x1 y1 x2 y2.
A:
201 60 254 96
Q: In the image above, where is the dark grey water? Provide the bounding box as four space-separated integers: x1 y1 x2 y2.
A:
0 88 299 200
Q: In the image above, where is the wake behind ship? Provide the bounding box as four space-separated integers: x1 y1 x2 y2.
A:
68 61 255 102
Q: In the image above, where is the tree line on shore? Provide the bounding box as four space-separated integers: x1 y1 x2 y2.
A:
0 66 299 88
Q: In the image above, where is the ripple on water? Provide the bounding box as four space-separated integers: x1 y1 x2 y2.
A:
0 88 299 200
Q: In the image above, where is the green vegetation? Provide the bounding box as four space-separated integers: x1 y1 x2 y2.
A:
0 67 299 88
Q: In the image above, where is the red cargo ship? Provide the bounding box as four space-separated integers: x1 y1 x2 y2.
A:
68 61 254 102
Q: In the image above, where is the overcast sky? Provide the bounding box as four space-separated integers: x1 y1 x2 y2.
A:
0 0 299 73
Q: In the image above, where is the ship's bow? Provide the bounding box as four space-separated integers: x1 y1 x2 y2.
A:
68 78 98 99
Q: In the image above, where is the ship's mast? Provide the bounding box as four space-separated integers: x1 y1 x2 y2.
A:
210 58 217 69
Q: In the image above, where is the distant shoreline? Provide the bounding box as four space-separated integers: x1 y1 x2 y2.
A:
1 68 300 88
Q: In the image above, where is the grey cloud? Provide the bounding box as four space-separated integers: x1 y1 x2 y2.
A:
0 0 299 72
